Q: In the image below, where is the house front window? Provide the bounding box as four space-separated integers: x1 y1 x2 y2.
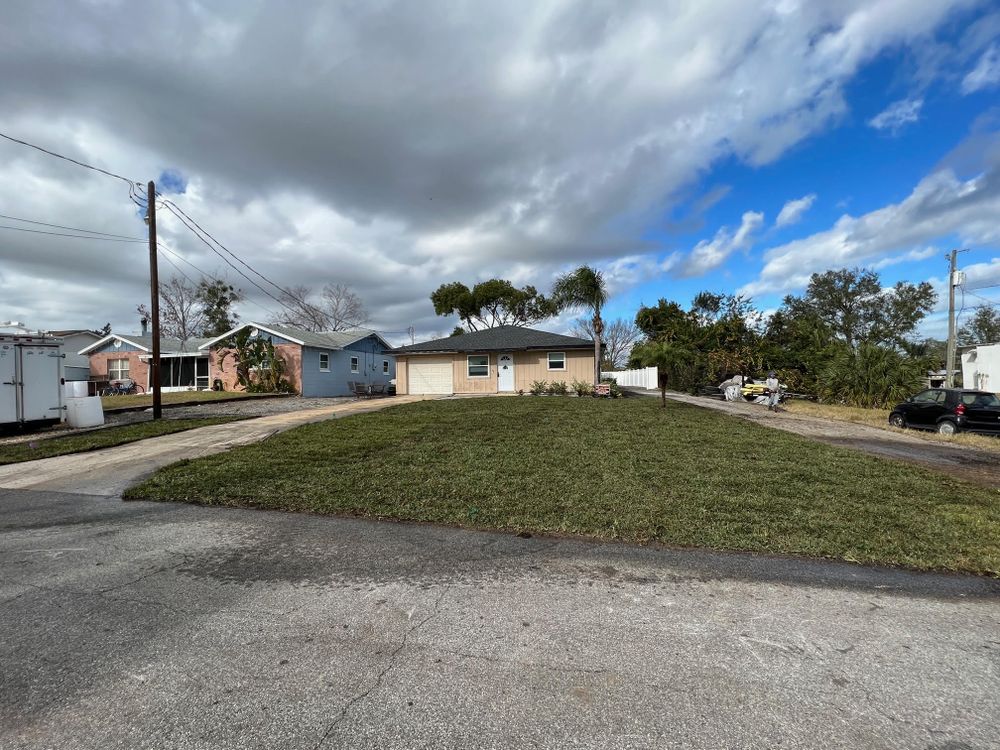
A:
319 353 330 371
547 352 566 371
467 354 489 378
383 359 389 374
108 358 130 380
350 356 359 373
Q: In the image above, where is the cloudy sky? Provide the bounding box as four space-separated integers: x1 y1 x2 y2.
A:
1 0 999 344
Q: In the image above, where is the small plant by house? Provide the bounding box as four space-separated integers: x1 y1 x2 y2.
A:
571 379 593 397
529 380 547 395
216 328 296 394
547 380 569 396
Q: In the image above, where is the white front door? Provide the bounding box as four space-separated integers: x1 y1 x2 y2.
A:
497 353 515 392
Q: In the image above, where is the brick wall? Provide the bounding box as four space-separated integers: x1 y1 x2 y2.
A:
89 351 149 386
210 344 301 393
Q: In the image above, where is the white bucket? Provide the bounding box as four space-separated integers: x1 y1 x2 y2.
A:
63 381 89 399
65 397 104 428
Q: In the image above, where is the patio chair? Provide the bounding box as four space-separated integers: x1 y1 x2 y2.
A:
350 381 370 398
370 383 386 396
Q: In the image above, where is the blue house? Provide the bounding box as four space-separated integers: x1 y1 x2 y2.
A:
199 322 396 397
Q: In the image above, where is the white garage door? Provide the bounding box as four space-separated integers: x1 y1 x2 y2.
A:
408 359 453 394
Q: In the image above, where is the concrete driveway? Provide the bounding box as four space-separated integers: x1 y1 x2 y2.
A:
0 395 433 496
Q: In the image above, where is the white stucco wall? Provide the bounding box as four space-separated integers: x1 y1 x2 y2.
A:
962 343 1000 393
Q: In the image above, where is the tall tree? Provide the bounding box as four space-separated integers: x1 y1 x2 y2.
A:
158 277 205 343
271 283 366 332
958 305 1000 346
198 279 242 337
431 279 557 331
631 340 693 407
572 317 641 369
782 268 936 350
553 265 607 385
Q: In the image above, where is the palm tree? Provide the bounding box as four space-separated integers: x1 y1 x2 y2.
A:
632 340 692 407
553 266 608 385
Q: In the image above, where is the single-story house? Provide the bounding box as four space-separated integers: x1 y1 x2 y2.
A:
199 322 396 397
81 332 213 391
81 322 396 397
392 325 597 395
961 342 1000 392
48 329 103 381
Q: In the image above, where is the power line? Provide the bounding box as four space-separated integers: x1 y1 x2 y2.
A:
0 212 145 240
159 203 295 311
160 199 292 299
965 282 1000 292
0 131 140 187
156 240 281 319
0 223 145 242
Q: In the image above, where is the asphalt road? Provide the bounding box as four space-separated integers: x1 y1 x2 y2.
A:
1 488 997 750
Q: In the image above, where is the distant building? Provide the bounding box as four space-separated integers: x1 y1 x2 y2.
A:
47 329 103 381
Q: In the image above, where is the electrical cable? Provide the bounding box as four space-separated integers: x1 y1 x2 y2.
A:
0 223 145 242
0 131 141 187
0 212 146 240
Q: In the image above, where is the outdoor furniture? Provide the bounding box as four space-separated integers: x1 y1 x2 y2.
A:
349 381 370 398
370 383 386 396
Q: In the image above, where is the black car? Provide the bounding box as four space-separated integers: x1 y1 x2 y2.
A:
889 388 1000 435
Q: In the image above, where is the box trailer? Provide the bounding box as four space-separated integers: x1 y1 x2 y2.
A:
0 332 65 428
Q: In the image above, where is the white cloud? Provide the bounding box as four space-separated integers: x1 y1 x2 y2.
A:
867 97 923 131
0 0 981 336
962 44 1000 94
775 193 817 227
679 211 764 277
739 157 1000 298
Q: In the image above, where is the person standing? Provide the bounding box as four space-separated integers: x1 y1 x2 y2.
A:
765 371 781 411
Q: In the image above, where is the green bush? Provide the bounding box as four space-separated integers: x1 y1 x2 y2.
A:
548 380 569 396
819 343 929 409
571 379 593 397
600 377 623 398
529 380 548 396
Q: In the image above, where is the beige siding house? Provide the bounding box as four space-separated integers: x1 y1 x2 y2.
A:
393 326 597 395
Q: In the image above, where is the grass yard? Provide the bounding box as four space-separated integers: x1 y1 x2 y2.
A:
125 397 1000 576
101 390 281 411
0 418 241 465
784 400 1000 455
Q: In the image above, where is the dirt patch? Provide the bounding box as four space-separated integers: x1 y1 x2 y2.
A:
649 390 1000 488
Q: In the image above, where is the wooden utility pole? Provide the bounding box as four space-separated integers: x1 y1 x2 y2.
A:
945 248 959 388
147 181 161 420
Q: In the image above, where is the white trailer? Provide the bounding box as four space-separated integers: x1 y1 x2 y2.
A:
0 332 65 428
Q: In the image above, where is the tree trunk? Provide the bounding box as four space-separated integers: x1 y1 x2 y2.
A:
593 313 604 386
659 371 668 408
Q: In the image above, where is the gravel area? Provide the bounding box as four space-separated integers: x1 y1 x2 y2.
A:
636 389 1000 487
0 396 363 445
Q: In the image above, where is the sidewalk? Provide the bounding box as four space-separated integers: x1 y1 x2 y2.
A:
0 395 435 496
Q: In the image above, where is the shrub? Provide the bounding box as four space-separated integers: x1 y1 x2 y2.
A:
600 377 623 398
529 380 547 395
548 380 569 396
571 379 593 397
819 343 929 409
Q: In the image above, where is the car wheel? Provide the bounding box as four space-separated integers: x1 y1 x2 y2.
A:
937 420 958 435
888 413 906 428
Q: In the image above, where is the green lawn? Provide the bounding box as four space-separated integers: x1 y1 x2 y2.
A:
101 390 280 411
125 398 1000 576
0 418 241 465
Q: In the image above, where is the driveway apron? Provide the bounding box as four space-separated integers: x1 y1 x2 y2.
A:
0 395 434 496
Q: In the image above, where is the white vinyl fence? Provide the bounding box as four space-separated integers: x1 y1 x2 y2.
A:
600 366 658 390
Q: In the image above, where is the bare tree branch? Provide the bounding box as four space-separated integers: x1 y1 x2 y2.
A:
270 284 368 332
572 317 641 369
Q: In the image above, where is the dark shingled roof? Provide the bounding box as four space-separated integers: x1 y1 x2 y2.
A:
393 325 594 353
